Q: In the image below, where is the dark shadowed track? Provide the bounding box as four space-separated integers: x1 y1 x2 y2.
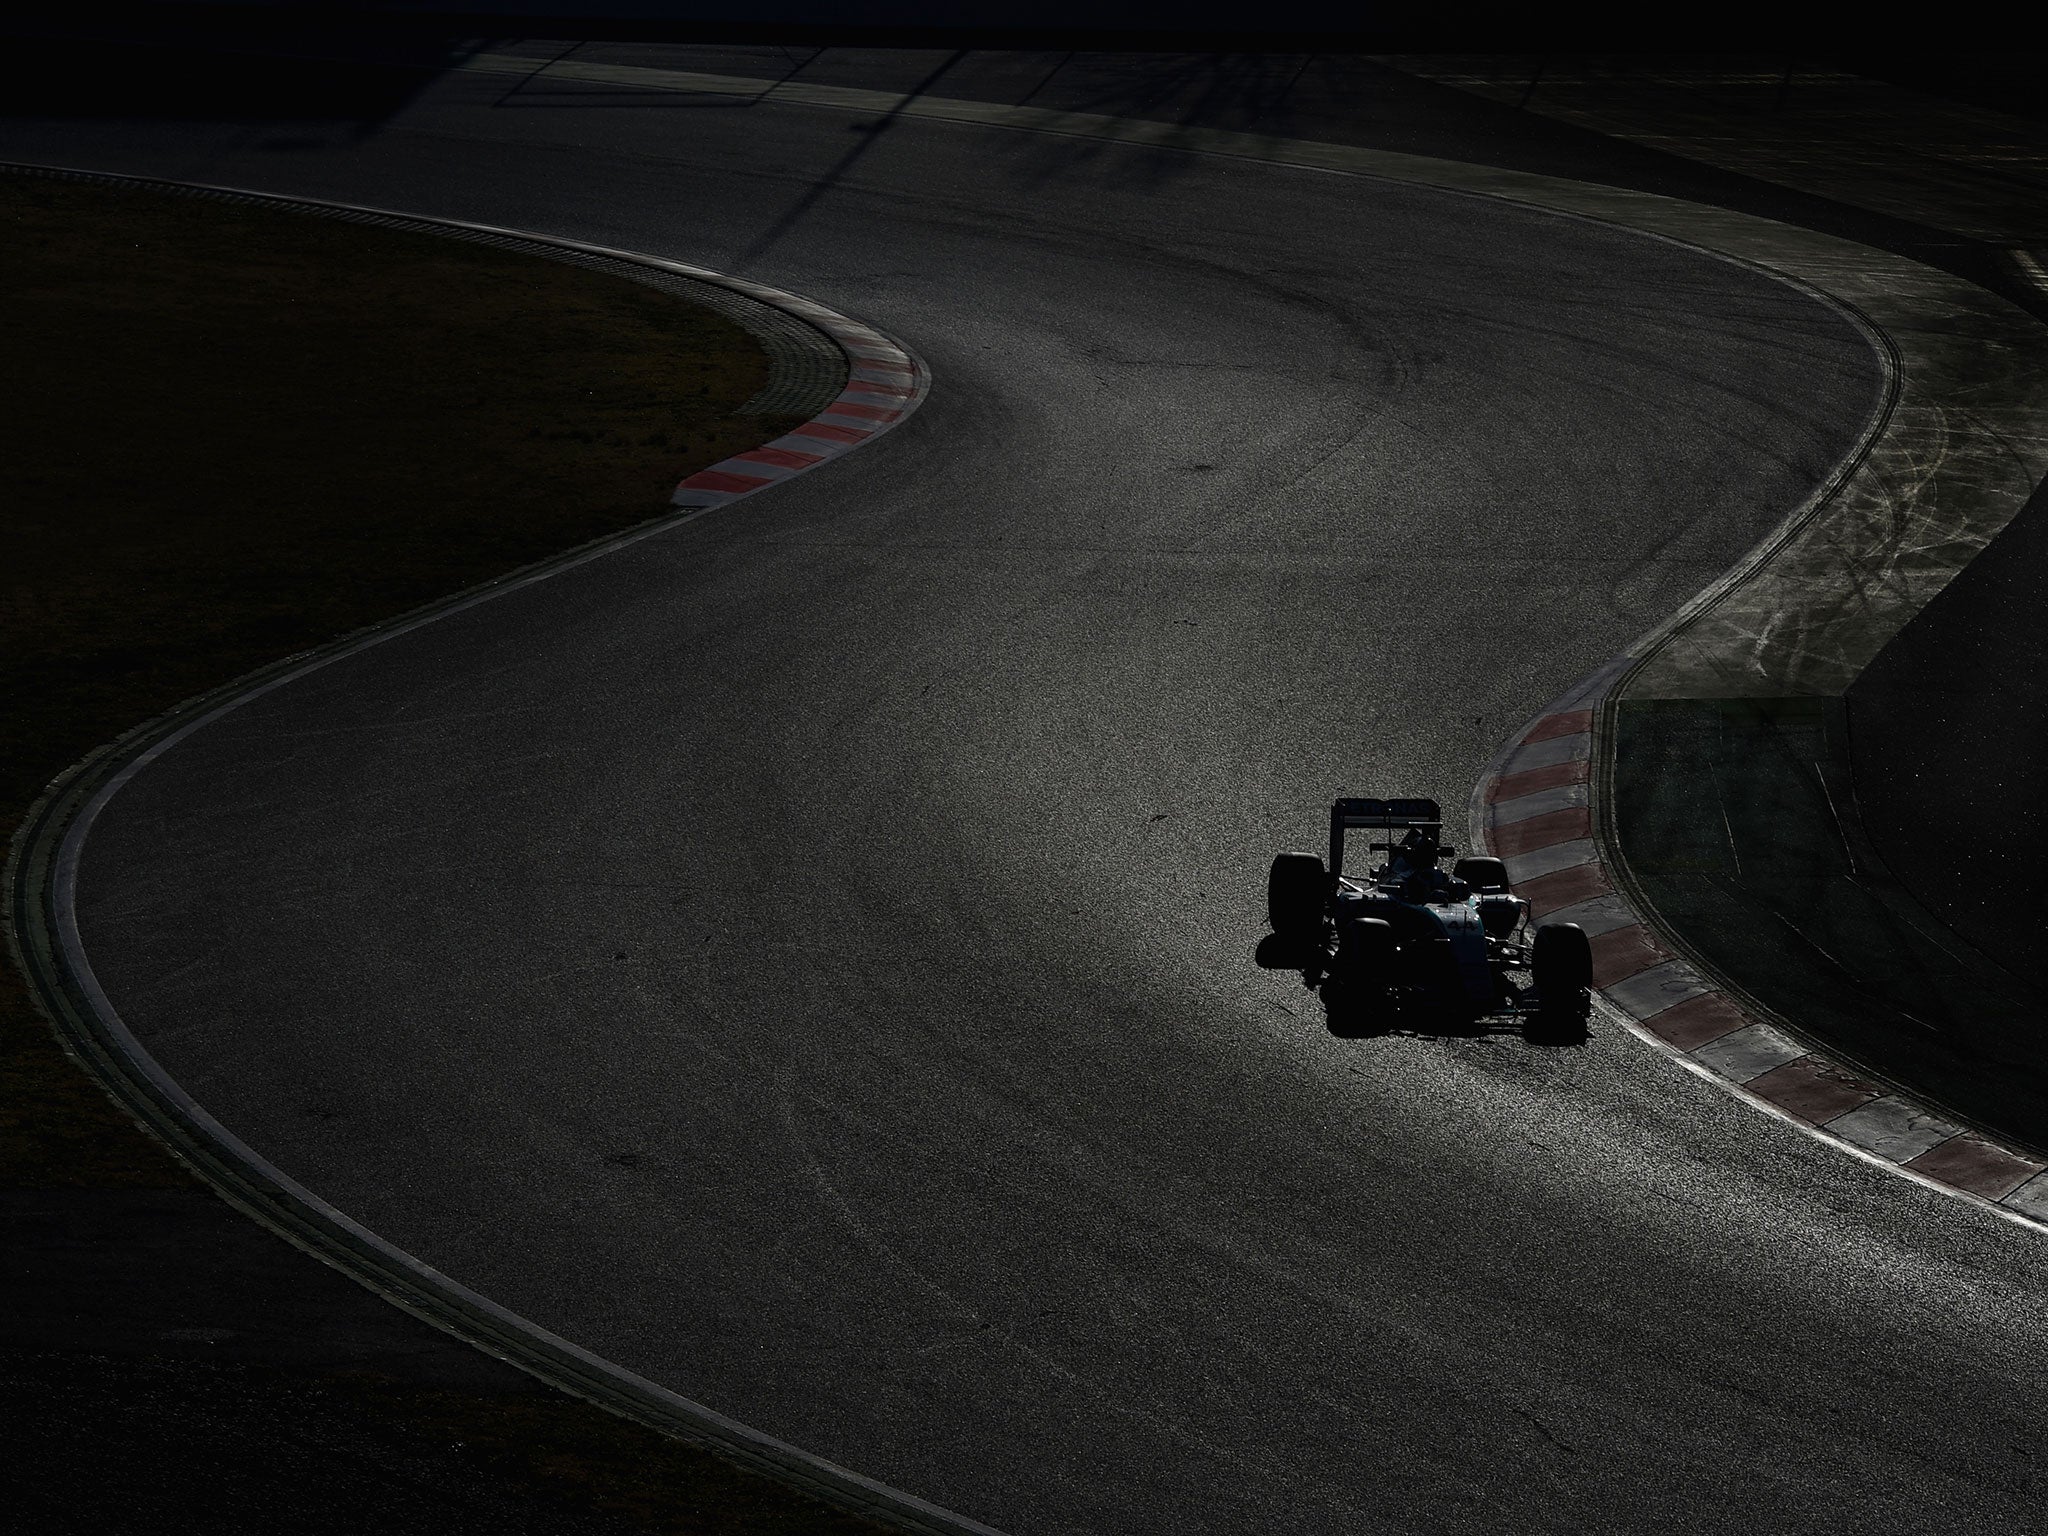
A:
14 46 2048 1536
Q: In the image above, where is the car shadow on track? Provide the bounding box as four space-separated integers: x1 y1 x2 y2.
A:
1253 934 1591 1048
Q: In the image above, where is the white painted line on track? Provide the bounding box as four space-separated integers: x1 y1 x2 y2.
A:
1826 1099 1967 1163
1502 839 1600 885
15 57 2048 1527
485 46 2048 703
1489 782 1590 822
2 162 991 1536
102 42 2048 1239
1538 892 1643 940
1689 1023 1809 1085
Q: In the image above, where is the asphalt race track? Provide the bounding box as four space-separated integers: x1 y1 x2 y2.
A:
15 48 2048 1535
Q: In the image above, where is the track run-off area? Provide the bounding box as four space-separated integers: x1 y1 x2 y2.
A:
12 47 2048 1535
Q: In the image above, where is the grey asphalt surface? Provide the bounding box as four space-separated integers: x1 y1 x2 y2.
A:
17 49 2048 1535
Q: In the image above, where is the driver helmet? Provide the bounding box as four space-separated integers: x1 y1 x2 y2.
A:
1396 828 1440 865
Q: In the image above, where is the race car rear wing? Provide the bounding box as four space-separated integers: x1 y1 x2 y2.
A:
1329 797 1443 876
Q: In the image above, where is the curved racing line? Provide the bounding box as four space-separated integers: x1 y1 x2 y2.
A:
11 77 2048 1533
1 164 1000 1536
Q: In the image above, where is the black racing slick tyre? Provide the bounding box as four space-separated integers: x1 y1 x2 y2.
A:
1267 852 1327 937
1326 916 1396 1033
1532 921 1593 1004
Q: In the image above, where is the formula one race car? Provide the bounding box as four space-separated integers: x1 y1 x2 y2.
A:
1266 797 1591 1032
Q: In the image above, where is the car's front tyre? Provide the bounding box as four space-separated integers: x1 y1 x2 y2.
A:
1532 921 1592 1011
1324 916 1396 1034
1267 851 1328 938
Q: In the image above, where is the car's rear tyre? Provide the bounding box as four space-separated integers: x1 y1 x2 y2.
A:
1532 921 1592 1009
1267 851 1327 937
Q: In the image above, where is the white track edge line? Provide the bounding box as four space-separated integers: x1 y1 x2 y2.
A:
1470 685 2048 1238
5 162 999 1536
